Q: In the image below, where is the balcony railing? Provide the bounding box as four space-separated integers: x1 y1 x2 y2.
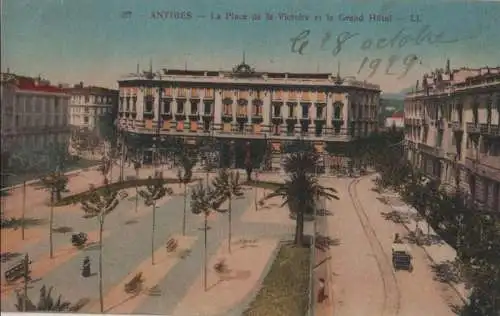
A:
466 122 481 134
451 121 463 132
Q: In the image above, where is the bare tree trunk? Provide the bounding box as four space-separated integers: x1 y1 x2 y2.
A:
206 171 209 187
203 214 208 291
135 170 139 213
228 197 232 254
254 187 258 211
182 184 187 236
49 190 54 258
99 219 104 313
295 205 304 247
152 201 156 265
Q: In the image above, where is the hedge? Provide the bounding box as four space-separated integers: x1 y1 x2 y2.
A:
53 177 201 206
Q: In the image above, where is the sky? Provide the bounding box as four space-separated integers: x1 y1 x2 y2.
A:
2 0 500 93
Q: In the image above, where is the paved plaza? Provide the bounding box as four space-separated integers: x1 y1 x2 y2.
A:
1 167 466 315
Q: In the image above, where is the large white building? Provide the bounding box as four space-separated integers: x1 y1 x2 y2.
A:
1 72 71 171
404 62 500 211
117 61 380 168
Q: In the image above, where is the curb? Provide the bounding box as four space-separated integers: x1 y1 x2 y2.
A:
225 238 290 316
387 202 469 305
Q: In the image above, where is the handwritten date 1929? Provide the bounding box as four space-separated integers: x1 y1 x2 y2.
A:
357 54 419 79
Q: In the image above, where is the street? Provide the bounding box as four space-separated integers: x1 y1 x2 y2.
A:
321 175 464 316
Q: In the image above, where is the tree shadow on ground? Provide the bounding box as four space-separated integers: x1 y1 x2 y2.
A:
430 260 463 284
376 197 388 205
0 252 22 263
52 226 74 234
315 233 341 252
316 209 333 216
403 231 444 246
1 217 47 229
381 210 410 224
124 219 139 225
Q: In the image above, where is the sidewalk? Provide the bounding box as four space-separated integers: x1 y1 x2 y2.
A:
378 189 470 304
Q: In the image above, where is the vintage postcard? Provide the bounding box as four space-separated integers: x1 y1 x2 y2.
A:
1 0 499 315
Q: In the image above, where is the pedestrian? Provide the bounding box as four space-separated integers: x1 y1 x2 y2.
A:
317 277 327 303
81 256 91 277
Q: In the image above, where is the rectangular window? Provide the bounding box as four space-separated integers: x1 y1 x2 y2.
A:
191 102 198 114
302 104 308 118
163 99 171 113
204 102 211 114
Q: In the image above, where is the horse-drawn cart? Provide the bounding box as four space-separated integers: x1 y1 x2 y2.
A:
392 243 413 272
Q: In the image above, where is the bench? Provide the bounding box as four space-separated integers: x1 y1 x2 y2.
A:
4 260 31 283
165 238 178 253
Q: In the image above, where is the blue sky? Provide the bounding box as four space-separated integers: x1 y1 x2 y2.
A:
2 0 499 92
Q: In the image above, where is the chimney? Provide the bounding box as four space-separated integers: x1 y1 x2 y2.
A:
79 81 84 88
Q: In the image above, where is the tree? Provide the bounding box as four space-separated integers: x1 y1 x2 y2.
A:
39 171 69 258
260 173 338 246
190 182 218 291
212 169 244 253
177 148 197 236
138 174 173 265
80 184 121 313
15 285 85 312
244 141 253 181
283 151 321 176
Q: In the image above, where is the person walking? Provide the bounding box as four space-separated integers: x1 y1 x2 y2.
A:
317 277 328 303
82 256 91 277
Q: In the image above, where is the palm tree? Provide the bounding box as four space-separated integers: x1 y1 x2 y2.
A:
138 175 173 265
212 169 244 253
190 183 217 291
15 285 85 312
39 171 69 258
178 153 196 236
260 173 338 246
283 151 320 176
80 184 121 313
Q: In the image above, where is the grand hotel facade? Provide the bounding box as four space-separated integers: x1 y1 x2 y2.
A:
117 61 380 167
404 63 500 211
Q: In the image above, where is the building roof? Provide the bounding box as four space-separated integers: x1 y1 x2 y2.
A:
65 85 118 95
1 73 66 93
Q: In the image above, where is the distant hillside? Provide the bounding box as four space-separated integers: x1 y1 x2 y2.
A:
381 98 404 112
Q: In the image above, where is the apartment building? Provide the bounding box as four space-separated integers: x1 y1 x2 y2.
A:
404 62 500 211
117 60 380 167
0 72 71 171
66 83 118 131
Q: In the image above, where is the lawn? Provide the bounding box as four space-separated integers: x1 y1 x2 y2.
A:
243 243 311 316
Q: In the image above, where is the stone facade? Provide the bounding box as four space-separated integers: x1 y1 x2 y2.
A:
117 62 381 157
404 62 500 211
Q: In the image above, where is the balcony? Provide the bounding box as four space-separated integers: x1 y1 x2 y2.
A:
221 113 233 123
465 154 500 182
466 122 481 134
188 113 199 121
451 121 463 132
251 113 263 123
